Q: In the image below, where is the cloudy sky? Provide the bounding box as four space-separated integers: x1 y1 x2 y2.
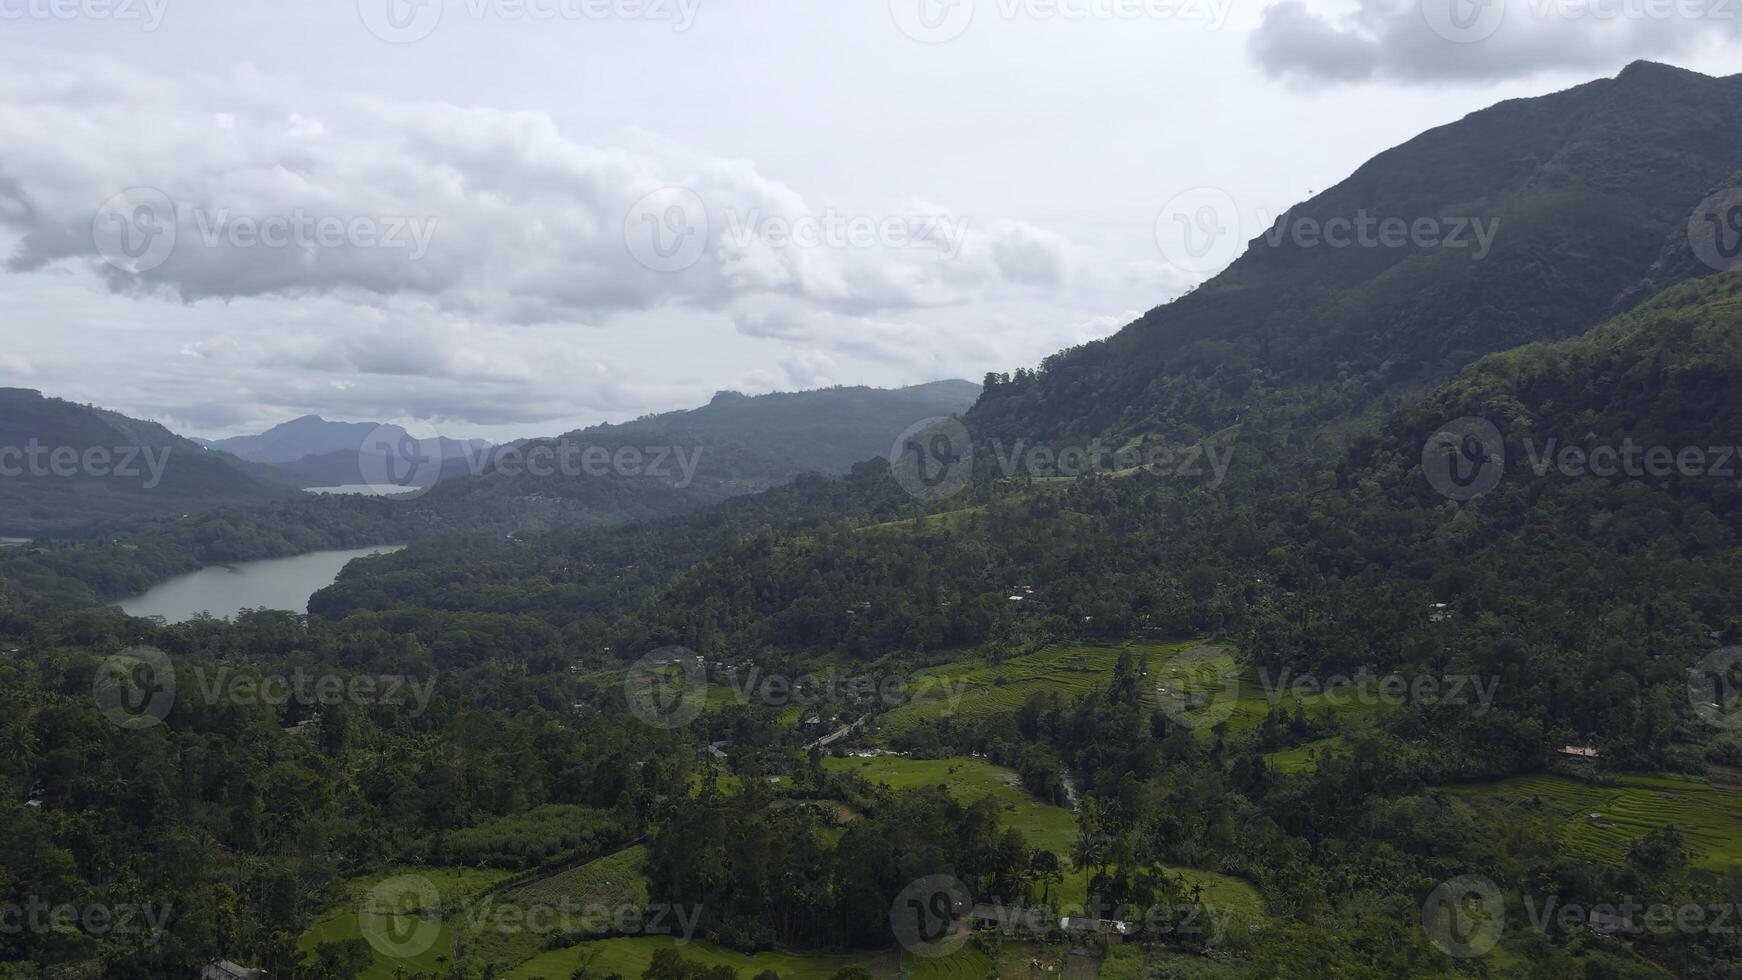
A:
1 0 1737 441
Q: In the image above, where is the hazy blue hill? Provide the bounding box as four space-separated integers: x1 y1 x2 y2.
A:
203 414 491 467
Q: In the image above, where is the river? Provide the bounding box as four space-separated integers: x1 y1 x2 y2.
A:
118 545 405 622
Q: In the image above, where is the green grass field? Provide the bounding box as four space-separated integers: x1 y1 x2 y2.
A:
298 849 654 979
878 640 1381 743
460 845 655 966
823 754 1264 918
1263 736 1348 773
1456 772 1742 871
506 936 902 979
879 641 1197 738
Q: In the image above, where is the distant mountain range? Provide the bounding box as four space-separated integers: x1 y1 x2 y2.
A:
0 381 981 538
197 416 493 466
197 417 497 490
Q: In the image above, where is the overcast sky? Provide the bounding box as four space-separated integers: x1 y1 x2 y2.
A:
1 0 1737 441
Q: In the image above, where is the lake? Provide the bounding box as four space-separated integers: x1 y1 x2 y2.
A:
118 545 405 623
303 485 420 497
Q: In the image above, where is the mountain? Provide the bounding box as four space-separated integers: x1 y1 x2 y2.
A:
0 380 982 601
200 415 489 465
969 61 1742 445
198 415 496 490
0 388 296 537
412 379 981 531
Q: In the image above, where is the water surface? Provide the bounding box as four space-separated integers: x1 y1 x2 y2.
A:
119 545 405 622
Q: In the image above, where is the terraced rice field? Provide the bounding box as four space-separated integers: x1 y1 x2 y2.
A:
880 641 1196 737
449 845 657 965
1457 772 1742 871
879 640 1382 742
298 850 655 979
504 845 649 909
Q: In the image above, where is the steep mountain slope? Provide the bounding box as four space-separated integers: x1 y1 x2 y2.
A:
0 388 296 536
969 61 1742 444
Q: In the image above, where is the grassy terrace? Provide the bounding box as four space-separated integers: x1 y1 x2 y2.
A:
878 641 1193 738
880 639 1386 741
1455 771 1742 871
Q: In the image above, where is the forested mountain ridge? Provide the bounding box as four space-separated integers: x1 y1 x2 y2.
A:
0 388 297 537
410 380 980 532
968 60 1742 445
0 381 980 607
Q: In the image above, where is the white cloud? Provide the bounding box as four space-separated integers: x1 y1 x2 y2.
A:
1249 0 1740 84
0 48 1161 437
